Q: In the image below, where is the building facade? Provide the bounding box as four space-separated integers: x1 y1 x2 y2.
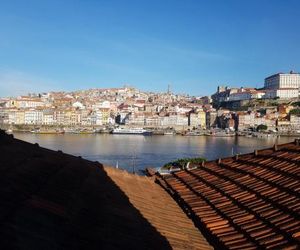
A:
264 72 300 99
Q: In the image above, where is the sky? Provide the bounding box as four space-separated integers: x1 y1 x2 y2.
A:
0 0 300 97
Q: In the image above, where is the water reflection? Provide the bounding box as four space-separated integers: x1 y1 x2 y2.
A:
14 133 297 172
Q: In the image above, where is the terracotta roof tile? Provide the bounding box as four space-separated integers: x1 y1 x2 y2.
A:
0 131 212 250
156 140 300 249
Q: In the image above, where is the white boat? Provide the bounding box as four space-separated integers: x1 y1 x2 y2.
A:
5 129 13 134
112 127 152 135
164 131 175 135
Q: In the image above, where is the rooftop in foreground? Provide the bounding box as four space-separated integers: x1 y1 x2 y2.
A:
1 129 300 249
155 140 300 249
0 130 211 249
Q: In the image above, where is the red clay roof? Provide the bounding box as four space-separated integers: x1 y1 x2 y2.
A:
106 167 212 249
1 128 300 249
156 141 300 249
0 130 212 250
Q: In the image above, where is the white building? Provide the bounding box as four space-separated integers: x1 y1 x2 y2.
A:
15 110 25 124
8 110 16 124
228 89 265 101
228 91 252 101
174 114 188 126
54 110 65 125
265 88 299 99
93 101 111 109
290 115 300 130
125 113 145 126
72 101 85 109
14 97 44 108
145 115 159 126
24 109 43 125
158 114 188 127
43 111 55 125
264 72 300 99
91 110 104 126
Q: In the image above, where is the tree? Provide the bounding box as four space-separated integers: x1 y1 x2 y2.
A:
290 109 300 115
257 124 268 131
291 102 300 107
162 157 206 170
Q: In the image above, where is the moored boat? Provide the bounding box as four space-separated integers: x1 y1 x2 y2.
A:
210 130 235 137
182 131 205 136
112 127 152 135
31 129 64 134
5 129 13 134
164 131 175 135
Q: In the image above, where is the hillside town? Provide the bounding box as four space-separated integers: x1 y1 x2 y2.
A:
1 71 300 136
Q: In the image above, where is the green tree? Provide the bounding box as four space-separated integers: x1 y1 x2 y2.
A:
290 109 300 115
257 124 268 131
291 102 300 107
162 157 206 170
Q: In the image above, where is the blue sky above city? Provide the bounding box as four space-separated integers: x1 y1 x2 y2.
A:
0 0 300 97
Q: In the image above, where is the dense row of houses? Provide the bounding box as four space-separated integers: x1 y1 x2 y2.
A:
0 72 299 132
0 108 113 126
0 106 209 128
1 99 299 132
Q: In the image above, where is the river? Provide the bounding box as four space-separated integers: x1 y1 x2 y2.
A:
13 133 298 173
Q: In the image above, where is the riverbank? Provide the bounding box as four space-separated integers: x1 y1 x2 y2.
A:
3 124 300 137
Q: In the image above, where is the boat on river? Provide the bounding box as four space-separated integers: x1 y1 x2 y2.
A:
210 131 235 137
164 131 175 135
5 128 13 134
31 129 64 134
112 127 152 135
182 131 205 136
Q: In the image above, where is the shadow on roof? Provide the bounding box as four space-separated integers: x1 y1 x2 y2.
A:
0 131 172 249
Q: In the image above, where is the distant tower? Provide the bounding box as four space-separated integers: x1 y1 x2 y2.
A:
167 84 171 94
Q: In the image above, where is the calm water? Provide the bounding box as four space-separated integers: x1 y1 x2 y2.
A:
14 133 298 173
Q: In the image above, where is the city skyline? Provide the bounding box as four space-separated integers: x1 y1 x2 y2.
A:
1 0 300 97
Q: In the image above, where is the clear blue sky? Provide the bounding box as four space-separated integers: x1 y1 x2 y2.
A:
0 0 300 97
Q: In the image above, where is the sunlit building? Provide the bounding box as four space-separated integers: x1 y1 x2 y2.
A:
264 71 300 99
